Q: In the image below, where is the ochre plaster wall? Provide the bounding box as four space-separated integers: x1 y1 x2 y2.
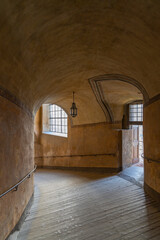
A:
34 109 122 170
144 100 160 197
0 96 34 240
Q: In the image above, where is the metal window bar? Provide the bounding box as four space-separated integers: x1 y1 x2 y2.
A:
49 104 67 134
129 104 143 122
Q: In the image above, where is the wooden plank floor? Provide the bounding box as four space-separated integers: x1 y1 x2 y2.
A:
17 169 160 240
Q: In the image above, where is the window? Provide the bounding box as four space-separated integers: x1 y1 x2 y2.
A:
129 103 143 123
49 104 68 137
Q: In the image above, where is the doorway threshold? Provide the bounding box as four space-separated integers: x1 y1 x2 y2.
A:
118 165 144 188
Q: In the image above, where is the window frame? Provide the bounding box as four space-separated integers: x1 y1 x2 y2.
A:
49 104 68 135
129 102 143 126
43 104 68 138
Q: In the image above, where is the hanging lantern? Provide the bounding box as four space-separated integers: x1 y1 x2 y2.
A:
70 92 77 117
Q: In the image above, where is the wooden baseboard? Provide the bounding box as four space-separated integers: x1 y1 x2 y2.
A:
37 166 122 173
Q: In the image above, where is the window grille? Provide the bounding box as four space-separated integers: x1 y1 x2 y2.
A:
129 103 143 123
49 104 68 135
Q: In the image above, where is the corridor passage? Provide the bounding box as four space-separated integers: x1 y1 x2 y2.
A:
17 169 160 240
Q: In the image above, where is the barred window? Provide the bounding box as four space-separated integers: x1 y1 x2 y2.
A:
49 104 68 136
129 103 143 123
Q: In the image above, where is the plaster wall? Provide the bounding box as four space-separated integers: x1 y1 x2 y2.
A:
144 100 160 196
35 110 122 170
0 96 34 240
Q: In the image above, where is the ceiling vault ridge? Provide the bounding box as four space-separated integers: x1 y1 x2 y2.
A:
89 76 113 123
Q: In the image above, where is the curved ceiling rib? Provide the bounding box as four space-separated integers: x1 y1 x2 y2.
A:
89 74 149 123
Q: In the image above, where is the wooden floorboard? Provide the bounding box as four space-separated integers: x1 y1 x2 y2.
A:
17 169 160 240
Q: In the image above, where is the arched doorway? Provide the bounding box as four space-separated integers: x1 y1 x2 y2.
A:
89 74 149 184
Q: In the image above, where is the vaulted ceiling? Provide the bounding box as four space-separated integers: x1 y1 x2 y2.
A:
0 0 160 124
